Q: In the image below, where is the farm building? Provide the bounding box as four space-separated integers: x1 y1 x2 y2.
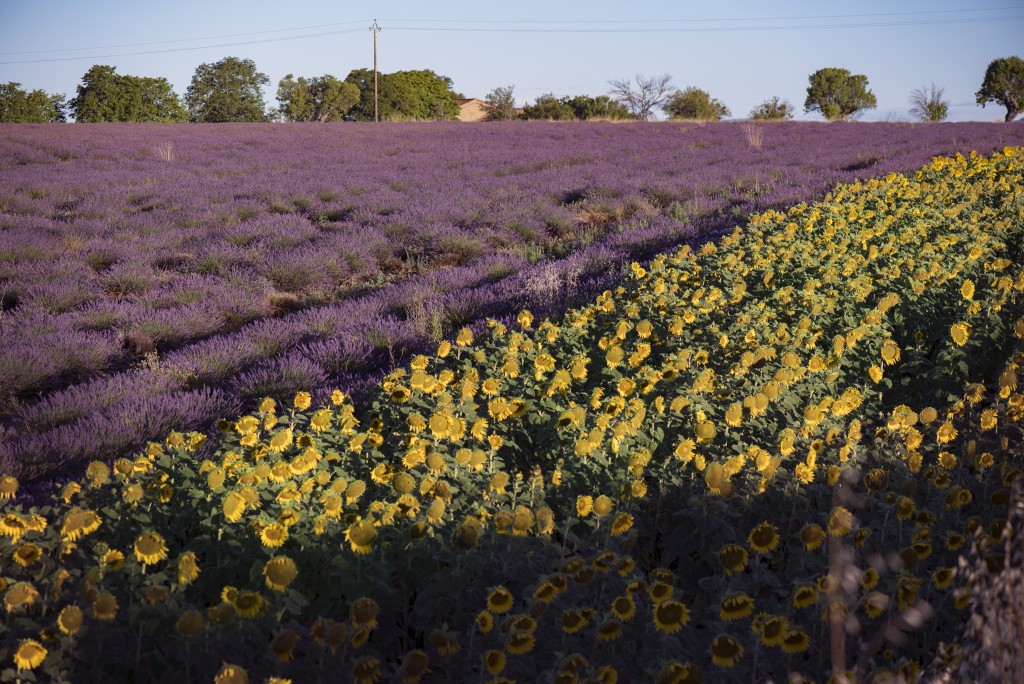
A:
456 98 489 122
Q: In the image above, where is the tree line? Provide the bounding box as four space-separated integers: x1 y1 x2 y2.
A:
2 55 1022 123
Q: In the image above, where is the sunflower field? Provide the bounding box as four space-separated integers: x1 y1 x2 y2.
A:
1 146 1023 683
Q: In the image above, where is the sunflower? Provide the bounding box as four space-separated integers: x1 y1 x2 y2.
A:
133 531 168 565
12 543 42 567
864 592 889 618
93 592 118 621
719 544 749 575
611 594 636 621
4 582 38 611
345 520 377 555
828 506 854 536
780 628 810 653
476 610 494 634
695 419 716 444
507 628 536 655
860 567 880 590
176 551 200 585
309 409 333 432
13 639 46 671
214 664 249 684
724 402 744 427
0 475 17 500
792 584 818 609
486 586 514 614
176 610 205 637
950 322 970 347
272 629 300 662
596 618 624 642
748 522 779 553
57 604 84 635
720 593 755 621
710 634 744 667
484 650 506 675
610 512 634 536
233 592 267 619
799 524 826 551
264 556 298 592
352 655 382 684
268 428 294 454
938 451 957 469
657 661 701 684
594 495 614 517
60 508 102 542
561 609 589 634
869 365 884 383
932 567 956 590
936 422 958 443
653 600 690 633
259 522 289 549
222 491 247 522
292 391 312 410
759 615 788 646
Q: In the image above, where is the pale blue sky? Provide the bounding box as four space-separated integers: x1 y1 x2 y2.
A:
1 1 1021 121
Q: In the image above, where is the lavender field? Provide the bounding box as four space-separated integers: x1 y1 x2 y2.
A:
1 121 1021 484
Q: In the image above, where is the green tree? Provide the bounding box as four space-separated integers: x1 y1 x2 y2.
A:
562 95 630 121
343 69 459 121
663 87 731 121
277 74 359 122
804 68 877 121
0 82 66 122
909 83 949 122
749 96 794 121
976 56 1024 122
186 57 269 123
69 65 186 122
483 85 518 121
521 93 576 120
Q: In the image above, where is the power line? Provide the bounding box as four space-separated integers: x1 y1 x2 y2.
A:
384 16 1024 33
3 5 1019 58
383 6 1024 24
1 8 1019 66
0 19 372 56
0 28 367 65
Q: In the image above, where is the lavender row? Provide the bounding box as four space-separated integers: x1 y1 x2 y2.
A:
1 121 1022 482
3 120 1019 408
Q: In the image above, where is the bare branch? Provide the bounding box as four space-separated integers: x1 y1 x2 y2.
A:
608 73 674 120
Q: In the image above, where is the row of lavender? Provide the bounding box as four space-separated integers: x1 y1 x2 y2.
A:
2 121 1022 483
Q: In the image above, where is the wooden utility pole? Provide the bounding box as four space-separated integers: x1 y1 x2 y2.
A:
371 19 381 122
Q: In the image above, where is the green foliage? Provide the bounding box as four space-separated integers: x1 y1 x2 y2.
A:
562 95 630 120
663 87 731 121
344 69 460 121
749 96 794 121
484 84 518 121
68 65 186 123
185 57 269 123
804 67 877 121
0 82 66 123
521 93 576 120
909 83 949 122
276 74 359 122
521 94 631 121
976 55 1024 122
